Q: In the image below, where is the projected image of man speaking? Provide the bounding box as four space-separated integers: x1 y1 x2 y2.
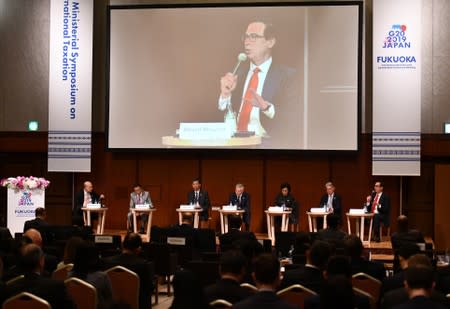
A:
218 21 301 148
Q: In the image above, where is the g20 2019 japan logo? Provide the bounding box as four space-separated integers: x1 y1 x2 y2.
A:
18 191 34 207
383 24 410 48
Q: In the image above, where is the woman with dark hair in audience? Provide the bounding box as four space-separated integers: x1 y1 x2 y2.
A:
70 240 113 309
56 236 84 270
170 269 209 309
273 183 299 230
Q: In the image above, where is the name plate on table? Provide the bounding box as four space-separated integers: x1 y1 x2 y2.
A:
86 203 101 209
349 209 366 215
222 205 237 211
94 236 113 244
135 204 150 210
310 208 326 213
179 205 196 210
268 206 284 212
179 123 232 140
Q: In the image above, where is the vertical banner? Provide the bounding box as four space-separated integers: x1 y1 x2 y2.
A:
7 189 45 235
373 0 421 176
48 0 93 172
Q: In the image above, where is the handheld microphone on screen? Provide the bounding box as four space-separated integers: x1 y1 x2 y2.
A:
232 53 248 75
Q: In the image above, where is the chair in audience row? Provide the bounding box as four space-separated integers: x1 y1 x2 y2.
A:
352 272 381 305
51 263 73 281
209 298 233 309
105 265 140 309
277 284 318 309
65 277 97 309
3 292 51 309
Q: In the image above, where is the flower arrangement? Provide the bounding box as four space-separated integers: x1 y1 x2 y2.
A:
0 176 50 191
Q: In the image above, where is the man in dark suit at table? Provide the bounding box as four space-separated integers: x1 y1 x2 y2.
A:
187 178 211 229
229 183 251 231
233 254 297 309
1 244 75 308
218 21 301 149
365 181 391 242
23 207 49 232
73 181 104 226
128 184 153 233
319 182 342 220
103 233 154 309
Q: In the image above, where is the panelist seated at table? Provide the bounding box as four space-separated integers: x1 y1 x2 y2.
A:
273 182 299 225
220 215 257 252
228 183 251 231
127 184 153 234
73 181 105 226
364 181 391 242
187 178 211 228
318 182 342 219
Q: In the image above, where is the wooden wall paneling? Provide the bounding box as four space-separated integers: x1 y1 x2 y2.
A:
265 158 330 232
434 164 450 250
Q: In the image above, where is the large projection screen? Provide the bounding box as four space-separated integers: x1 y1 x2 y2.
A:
107 2 362 150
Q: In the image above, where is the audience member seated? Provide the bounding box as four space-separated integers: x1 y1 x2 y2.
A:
1 244 75 308
394 264 447 309
2 236 33 281
23 207 49 233
316 214 347 247
391 215 426 251
204 250 253 304
171 213 195 238
233 236 264 285
170 269 209 309
304 255 370 309
70 240 113 309
219 215 257 252
344 235 386 281
280 240 332 292
381 242 421 296
233 254 297 309
23 228 58 275
103 233 154 309
56 236 84 270
381 254 448 309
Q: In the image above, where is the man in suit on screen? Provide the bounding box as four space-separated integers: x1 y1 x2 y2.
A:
365 181 390 242
218 21 301 148
229 183 251 231
73 181 104 226
187 178 211 228
128 184 153 233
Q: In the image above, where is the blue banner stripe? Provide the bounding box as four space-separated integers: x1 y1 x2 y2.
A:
373 144 420 147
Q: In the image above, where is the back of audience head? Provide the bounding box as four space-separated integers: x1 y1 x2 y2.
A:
294 231 311 255
405 265 435 294
72 240 99 279
309 240 332 270
123 232 142 254
320 275 355 309
23 228 42 247
171 269 207 309
343 235 364 259
20 244 44 274
219 250 247 281
252 253 280 288
325 255 352 279
397 243 421 269
229 215 243 230
63 236 84 265
397 215 409 233
35 207 47 219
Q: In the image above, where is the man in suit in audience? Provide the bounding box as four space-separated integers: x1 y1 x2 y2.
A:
304 255 371 309
187 178 211 228
391 215 425 251
233 254 297 309
393 264 447 309
344 235 386 281
219 215 257 252
73 181 104 226
381 243 421 296
1 244 75 308
204 250 253 304
23 207 49 232
103 233 154 309
365 181 391 242
24 228 58 276
128 184 153 234
381 254 448 309
319 182 342 220
316 214 347 248
280 240 332 292
229 183 251 231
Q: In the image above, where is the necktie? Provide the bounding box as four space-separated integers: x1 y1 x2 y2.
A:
327 195 333 209
137 194 141 204
371 194 379 213
237 67 260 131
195 191 199 202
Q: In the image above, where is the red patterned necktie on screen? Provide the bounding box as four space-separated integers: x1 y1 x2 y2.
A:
371 194 379 213
237 67 260 131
